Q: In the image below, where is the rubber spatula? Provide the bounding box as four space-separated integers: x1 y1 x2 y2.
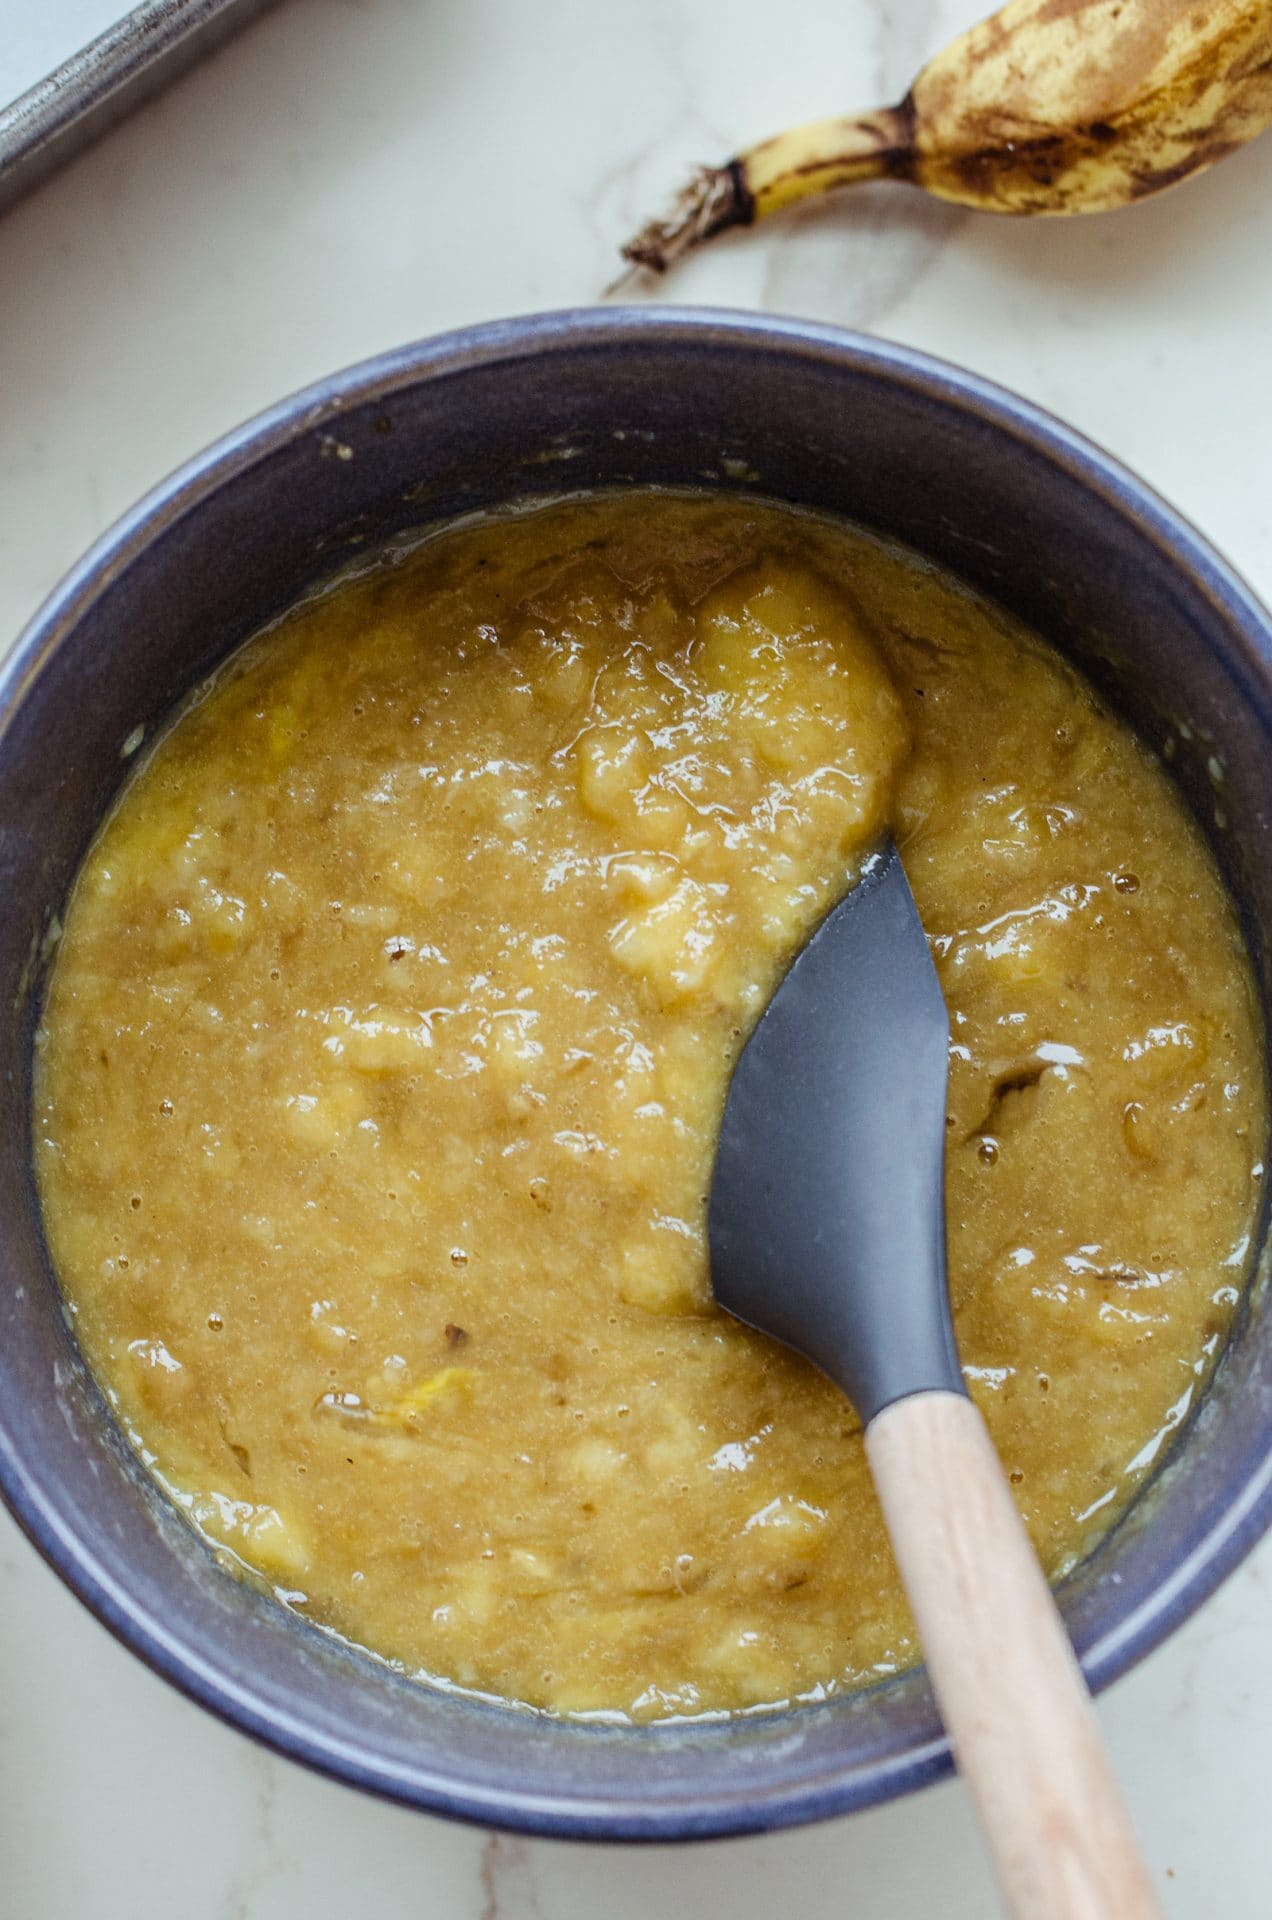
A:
709 842 1161 1920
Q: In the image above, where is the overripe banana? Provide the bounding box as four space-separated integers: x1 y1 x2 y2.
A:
623 0 1272 272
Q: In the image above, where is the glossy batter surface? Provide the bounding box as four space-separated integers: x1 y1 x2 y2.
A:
35 494 1265 1718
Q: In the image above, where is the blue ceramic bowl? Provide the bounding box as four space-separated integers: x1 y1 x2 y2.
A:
1 310 1269 1839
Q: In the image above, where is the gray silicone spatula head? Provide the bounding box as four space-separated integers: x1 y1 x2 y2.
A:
709 842 965 1424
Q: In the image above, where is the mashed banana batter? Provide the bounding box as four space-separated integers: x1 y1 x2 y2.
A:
35 493 1265 1717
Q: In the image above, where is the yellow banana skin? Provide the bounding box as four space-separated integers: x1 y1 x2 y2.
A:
623 0 1272 272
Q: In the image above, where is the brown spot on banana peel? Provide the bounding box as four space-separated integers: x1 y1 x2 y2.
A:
1127 137 1243 195
989 0 1186 123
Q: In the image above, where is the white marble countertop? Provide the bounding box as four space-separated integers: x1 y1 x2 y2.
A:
2 1 1271 1913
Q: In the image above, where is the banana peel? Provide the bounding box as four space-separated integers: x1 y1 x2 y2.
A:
623 0 1272 272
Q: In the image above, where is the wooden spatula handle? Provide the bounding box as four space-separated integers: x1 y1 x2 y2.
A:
865 1390 1161 1919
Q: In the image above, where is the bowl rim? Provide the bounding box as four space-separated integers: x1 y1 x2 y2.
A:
3 304 1272 1840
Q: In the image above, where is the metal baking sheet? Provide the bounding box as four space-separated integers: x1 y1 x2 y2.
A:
0 0 279 216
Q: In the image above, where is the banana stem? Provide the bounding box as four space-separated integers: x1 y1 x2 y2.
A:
744 105 915 216
623 104 914 274
622 163 752 274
